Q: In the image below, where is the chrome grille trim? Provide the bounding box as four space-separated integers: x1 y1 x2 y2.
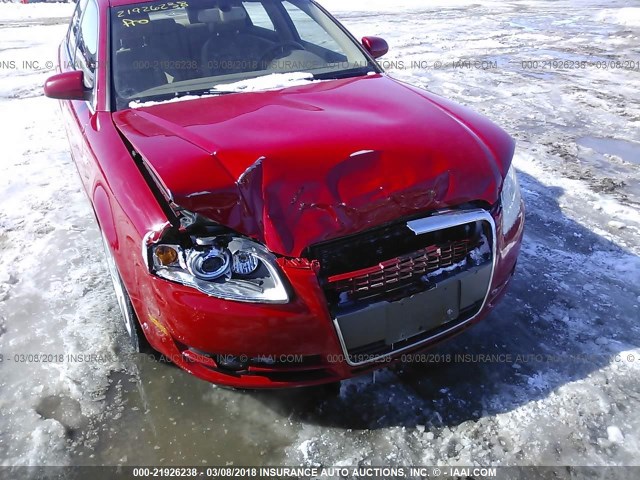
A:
331 209 497 367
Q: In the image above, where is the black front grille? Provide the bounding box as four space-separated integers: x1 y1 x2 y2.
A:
327 238 476 303
306 213 488 311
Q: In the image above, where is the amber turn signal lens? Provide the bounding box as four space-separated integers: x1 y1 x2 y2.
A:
155 246 178 266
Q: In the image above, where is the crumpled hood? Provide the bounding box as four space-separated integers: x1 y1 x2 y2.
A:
113 74 515 257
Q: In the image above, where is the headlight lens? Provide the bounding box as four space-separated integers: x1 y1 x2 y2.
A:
501 164 522 234
187 246 232 281
232 251 260 275
149 236 289 304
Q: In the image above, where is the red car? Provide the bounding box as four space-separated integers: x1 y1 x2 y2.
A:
44 0 524 389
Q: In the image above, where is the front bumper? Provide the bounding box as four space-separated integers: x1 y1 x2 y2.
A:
130 205 524 389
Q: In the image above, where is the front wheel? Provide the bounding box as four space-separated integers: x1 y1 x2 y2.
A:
101 232 152 353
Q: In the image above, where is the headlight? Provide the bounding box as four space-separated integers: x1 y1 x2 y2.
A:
501 164 522 234
148 235 289 304
187 246 232 281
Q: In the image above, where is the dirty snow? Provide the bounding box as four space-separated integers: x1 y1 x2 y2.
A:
1 0 640 471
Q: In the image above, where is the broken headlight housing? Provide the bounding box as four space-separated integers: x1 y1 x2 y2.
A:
148 235 289 304
500 164 522 235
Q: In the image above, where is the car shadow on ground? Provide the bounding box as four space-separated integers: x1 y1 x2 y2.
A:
241 170 640 430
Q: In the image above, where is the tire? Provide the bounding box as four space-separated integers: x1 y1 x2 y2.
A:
101 232 153 353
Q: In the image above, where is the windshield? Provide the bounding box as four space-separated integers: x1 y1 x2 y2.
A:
110 0 377 109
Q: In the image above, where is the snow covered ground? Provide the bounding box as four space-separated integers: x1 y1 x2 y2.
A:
1 0 639 472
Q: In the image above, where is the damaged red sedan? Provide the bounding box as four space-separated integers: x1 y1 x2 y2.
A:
45 0 524 388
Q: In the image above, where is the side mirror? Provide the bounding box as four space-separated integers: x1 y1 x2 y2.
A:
362 36 389 60
44 71 91 101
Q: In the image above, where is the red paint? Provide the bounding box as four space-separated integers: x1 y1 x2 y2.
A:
45 0 524 388
113 75 515 257
44 71 89 101
361 36 389 59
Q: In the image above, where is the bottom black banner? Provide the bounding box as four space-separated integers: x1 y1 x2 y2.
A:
0 466 638 480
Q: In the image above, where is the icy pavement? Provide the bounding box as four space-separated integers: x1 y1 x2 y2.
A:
1 0 640 470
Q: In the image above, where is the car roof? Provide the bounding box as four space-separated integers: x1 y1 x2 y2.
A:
109 0 160 8
108 0 305 7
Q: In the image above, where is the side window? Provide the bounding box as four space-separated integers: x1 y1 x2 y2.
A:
243 2 275 31
75 0 99 90
66 0 87 63
282 1 341 52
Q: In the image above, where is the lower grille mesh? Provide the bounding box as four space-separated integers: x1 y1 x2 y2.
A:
327 238 475 302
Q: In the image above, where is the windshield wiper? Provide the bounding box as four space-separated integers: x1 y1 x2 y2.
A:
128 89 234 106
313 66 377 81
206 90 238 95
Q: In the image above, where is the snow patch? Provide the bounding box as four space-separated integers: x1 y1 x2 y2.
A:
212 72 318 93
129 73 320 109
596 8 640 27
129 94 220 109
607 426 625 444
